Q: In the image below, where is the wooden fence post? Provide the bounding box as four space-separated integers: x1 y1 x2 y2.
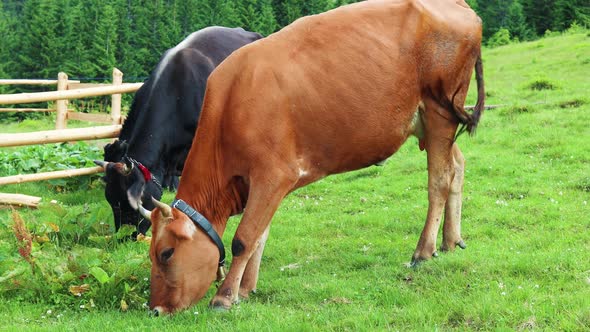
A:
111 68 123 125
55 72 68 129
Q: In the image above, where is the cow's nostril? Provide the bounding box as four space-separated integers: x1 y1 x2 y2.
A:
151 306 167 316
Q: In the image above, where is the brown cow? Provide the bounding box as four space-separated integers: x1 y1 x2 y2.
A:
140 0 485 314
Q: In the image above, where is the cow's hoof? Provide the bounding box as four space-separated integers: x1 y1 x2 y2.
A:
210 296 234 311
457 240 467 249
410 251 437 267
441 239 467 252
239 288 256 300
210 301 231 312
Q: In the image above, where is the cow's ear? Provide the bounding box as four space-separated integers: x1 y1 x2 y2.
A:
104 140 126 162
126 179 145 210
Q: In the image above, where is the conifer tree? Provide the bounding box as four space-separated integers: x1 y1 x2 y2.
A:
237 0 260 32
149 0 178 55
114 0 143 79
0 1 16 81
332 0 359 8
217 0 242 28
271 0 289 27
301 0 330 16
89 2 119 77
281 0 303 25
477 0 529 41
2 0 588 84
256 0 278 35
521 0 555 36
506 0 533 41
465 0 478 12
172 0 198 36
128 0 157 76
165 0 183 43
553 0 590 31
17 0 61 78
192 0 241 30
62 0 92 77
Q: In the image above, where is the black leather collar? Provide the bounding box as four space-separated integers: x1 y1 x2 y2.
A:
171 199 225 266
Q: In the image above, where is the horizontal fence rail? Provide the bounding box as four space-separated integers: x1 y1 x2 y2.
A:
0 79 80 85
0 193 41 208
0 166 104 186
0 125 122 147
0 83 143 105
0 108 60 112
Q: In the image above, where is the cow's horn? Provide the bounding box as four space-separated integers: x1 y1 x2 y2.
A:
93 160 109 170
138 204 152 221
122 161 133 175
151 197 172 218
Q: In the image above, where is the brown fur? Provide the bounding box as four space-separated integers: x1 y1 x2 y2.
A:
149 0 484 313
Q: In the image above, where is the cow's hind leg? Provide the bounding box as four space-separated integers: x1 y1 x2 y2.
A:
411 100 458 265
441 144 467 252
210 168 297 310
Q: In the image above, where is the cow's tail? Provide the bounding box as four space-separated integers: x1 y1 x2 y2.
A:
454 51 485 138
470 52 485 135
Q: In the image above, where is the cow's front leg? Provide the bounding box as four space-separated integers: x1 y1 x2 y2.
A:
238 225 270 299
210 170 296 310
441 143 467 252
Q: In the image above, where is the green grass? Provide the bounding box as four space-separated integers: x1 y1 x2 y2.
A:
1 32 590 331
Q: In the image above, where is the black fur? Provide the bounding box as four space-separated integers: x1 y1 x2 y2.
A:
232 238 245 257
100 27 263 236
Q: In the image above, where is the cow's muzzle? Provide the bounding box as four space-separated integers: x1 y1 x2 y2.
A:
151 306 166 316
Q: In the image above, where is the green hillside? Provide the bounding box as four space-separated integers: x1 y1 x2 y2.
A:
0 32 589 330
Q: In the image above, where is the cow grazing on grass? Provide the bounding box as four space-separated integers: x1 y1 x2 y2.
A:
94 27 263 237
140 0 485 314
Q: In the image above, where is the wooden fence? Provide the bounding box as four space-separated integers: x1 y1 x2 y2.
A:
0 69 143 208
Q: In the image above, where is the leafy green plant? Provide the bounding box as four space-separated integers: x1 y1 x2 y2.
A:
488 28 512 48
565 21 586 35
0 209 150 311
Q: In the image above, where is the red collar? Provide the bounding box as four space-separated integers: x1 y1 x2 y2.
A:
137 163 152 182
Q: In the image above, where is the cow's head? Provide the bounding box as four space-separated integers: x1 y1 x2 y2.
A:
95 141 162 236
139 198 221 315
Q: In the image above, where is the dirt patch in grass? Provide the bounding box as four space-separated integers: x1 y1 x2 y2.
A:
499 104 536 117
573 183 590 193
559 99 586 108
527 79 558 91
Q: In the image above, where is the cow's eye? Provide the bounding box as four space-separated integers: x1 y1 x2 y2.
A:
160 248 174 263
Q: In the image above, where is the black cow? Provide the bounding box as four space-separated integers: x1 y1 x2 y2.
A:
94 27 263 237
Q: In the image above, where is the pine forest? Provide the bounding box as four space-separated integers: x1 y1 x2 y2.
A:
0 0 588 84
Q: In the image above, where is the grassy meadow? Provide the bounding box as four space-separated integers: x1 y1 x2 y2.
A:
0 32 589 331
